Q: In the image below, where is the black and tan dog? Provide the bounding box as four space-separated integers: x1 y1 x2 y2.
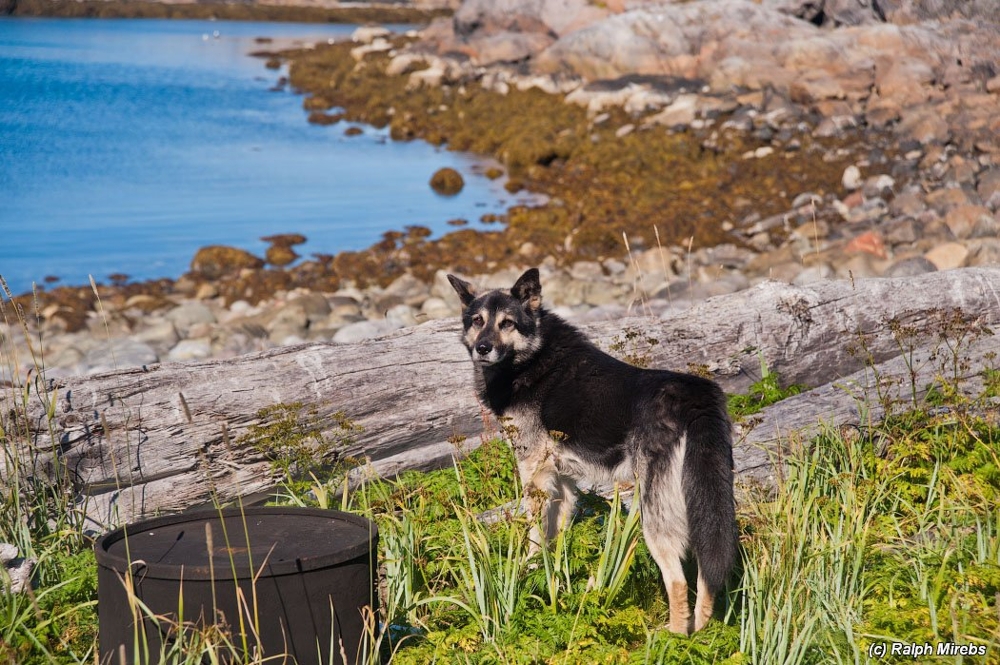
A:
448 268 736 634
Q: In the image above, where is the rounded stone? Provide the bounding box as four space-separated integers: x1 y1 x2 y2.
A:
842 165 863 191
429 167 465 196
166 339 213 362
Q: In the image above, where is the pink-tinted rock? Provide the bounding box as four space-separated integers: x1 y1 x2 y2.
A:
924 242 970 270
846 231 888 259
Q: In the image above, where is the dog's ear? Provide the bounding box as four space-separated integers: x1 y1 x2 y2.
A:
447 274 477 307
511 268 542 311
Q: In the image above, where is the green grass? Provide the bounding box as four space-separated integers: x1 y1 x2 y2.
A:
2 281 1000 663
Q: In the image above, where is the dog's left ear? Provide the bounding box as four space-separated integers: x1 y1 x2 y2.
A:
511 268 542 311
447 274 477 307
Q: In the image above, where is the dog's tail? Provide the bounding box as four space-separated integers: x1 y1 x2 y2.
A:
683 414 738 595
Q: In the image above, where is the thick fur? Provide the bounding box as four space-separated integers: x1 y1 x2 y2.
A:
449 268 737 634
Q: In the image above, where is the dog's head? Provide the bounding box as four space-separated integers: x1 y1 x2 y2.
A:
447 268 543 367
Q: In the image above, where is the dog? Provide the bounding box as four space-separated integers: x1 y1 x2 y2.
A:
448 268 737 634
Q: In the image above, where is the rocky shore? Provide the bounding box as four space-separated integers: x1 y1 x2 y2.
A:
3 1 999 382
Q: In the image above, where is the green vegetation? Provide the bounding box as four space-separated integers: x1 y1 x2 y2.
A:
2 279 999 663
236 401 362 491
728 355 806 418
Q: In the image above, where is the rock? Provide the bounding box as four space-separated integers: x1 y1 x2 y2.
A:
896 106 951 146
287 292 333 324
420 297 455 320
924 242 971 270
1 546 34 595
842 165 863 191
351 38 392 61
352 26 391 44
468 31 556 65
884 218 919 245
190 246 265 280
789 74 845 104
884 255 938 278
835 253 882 280
583 280 622 306
332 319 405 344
978 169 1000 210
167 338 213 362
645 94 698 128
944 205 993 240
260 233 307 247
453 0 607 40
132 320 180 350
875 59 935 107
845 231 888 259
328 295 363 321
971 213 1000 239
926 188 971 213
967 238 1000 267
536 0 809 81
265 303 308 337
165 302 217 331
889 190 926 217
792 263 834 285
626 247 677 285
0 544 18 564
430 167 465 195
863 174 896 199
82 339 158 374
386 304 419 327
265 245 299 267
384 273 432 306
569 261 604 281
194 283 219 300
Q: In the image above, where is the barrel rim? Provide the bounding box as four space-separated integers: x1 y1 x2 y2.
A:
94 506 378 580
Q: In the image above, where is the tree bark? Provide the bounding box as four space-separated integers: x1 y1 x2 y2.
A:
7 267 1000 528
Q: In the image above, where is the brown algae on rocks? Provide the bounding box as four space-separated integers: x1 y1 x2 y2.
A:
430 167 465 195
282 38 862 281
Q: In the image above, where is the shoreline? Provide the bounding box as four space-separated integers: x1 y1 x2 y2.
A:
3 8 999 379
2 0 450 23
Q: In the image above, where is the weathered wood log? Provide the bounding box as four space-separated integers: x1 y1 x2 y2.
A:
7 267 1000 528
736 319 1000 489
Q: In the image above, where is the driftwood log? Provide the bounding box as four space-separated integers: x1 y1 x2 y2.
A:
7 267 1000 529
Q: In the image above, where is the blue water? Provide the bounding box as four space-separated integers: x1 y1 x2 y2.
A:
0 18 526 295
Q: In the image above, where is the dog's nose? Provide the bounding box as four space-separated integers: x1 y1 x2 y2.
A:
476 341 493 356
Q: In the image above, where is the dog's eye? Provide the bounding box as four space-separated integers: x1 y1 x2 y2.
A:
499 319 515 330
472 315 485 327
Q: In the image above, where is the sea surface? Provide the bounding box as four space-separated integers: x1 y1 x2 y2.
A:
0 17 527 296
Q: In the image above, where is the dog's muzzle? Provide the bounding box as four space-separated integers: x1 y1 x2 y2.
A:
474 340 500 364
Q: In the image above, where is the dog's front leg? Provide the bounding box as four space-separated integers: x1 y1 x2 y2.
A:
517 445 577 557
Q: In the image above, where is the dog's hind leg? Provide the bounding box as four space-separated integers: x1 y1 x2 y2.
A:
684 416 737 633
645 531 690 634
641 437 692 634
693 573 714 633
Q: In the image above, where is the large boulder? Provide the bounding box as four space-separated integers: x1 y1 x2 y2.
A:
454 0 608 39
189 246 265 281
535 0 814 81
